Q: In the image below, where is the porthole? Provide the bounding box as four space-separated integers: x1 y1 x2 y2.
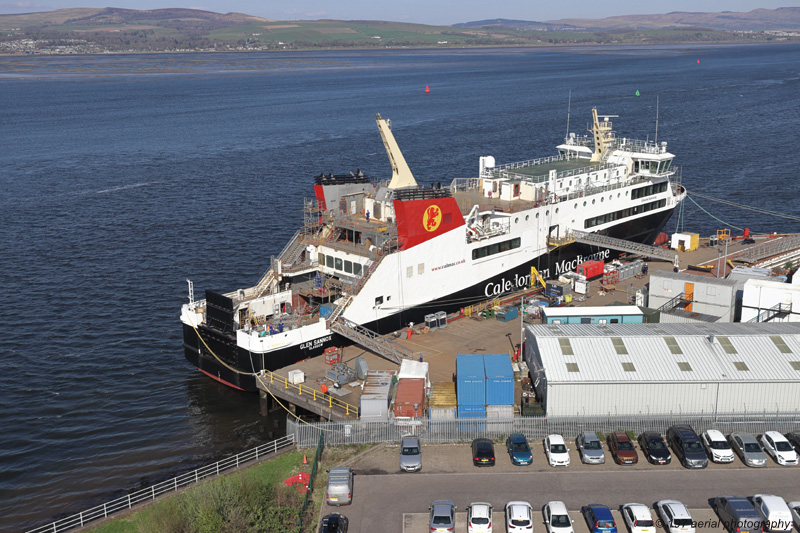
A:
583 201 587 207
525 215 529 221
556 208 559 214
601 197 604 203
515 217 519 223
592 199 596 205
536 213 539 219
546 210 550 216
574 203 578 209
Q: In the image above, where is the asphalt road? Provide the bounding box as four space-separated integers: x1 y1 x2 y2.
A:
327 465 800 533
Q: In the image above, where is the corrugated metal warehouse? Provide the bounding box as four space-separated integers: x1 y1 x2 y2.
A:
648 271 737 322
524 322 800 416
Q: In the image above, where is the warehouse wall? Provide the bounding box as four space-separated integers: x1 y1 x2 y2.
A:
544 382 718 416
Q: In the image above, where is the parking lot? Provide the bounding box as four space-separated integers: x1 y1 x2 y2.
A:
320 441 800 533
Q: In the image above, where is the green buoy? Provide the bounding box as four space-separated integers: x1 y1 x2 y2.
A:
635 90 640 97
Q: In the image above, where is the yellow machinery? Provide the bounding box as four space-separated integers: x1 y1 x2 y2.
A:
717 228 731 242
530 266 546 290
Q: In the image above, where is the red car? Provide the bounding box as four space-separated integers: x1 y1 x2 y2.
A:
608 431 638 465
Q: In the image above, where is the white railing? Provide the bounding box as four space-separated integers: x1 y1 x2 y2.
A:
26 434 295 533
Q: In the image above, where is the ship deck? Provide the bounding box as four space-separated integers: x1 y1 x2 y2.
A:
490 158 605 181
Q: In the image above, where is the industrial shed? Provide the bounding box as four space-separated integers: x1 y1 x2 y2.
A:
741 278 800 323
542 305 644 325
524 322 800 416
648 271 737 322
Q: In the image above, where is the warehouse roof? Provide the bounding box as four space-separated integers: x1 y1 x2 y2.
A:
526 323 800 383
651 270 738 287
542 305 642 317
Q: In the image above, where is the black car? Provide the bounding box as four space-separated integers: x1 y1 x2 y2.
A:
638 431 672 465
471 438 496 466
320 513 349 533
784 431 800 452
667 424 708 469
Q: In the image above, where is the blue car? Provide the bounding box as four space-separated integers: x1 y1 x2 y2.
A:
582 505 618 533
506 433 533 465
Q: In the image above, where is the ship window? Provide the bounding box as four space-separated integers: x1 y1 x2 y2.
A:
488 244 499 255
583 201 587 207
334 258 343 271
375 296 383 306
525 215 529 221
326 256 334 268
407 266 413 278
353 263 362 276
546 210 550 216
556 208 559 213
418 263 425 275
574 203 578 209
515 217 519 223
536 213 539 219
344 260 353 274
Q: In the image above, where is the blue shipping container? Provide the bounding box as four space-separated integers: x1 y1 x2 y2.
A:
457 404 486 432
456 354 485 406
483 354 515 405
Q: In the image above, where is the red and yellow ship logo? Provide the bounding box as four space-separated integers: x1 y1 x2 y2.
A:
422 204 442 232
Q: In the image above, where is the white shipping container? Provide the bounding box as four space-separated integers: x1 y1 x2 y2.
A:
428 407 456 420
486 404 514 418
287 369 305 384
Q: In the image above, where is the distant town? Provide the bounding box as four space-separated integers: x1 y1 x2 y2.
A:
1 7 799 55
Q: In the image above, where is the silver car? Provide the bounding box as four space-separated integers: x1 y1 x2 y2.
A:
729 432 768 467
400 436 422 472
576 431 605 464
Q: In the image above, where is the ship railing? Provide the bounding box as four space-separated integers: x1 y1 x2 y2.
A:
24 434 296 533
305 236 376 260
256 370 359 417
493 161 615 184
491 154 567 172
611 137 669 155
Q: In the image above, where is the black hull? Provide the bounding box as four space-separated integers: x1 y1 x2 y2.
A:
184 208 674 392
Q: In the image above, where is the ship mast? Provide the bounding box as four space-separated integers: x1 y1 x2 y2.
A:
376 113 418 190
589 108 617 163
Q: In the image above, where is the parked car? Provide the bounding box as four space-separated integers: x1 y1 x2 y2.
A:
787 501 800 531
760 431 799 466
621 503 656 533
506 501 534 533
784 431 800 451
607 431 638 465
730 432 768 467
325 467 354 506
400 435 422 472
429 499 457 533
577 431 605 464
712 496 763 533
638 431 671 465
467 502 493 533
319 513 349 533
667 425 708 469
506 433 533 466
701 430 735 463
581 504 618 533
655 500 696 533
472 438 496 466
751 495 793 532
544 501 574 533
545 434 571 467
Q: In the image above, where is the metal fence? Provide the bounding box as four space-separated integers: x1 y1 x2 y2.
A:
26 434 295 533
288 412 800 449
299 432 325 529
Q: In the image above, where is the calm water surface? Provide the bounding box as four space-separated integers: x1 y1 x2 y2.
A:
2 44 800 530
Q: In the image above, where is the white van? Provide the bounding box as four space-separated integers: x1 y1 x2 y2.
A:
752 494 793 532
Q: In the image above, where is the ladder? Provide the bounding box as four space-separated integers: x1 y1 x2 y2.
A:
330 318 415 365
567 229 679 265
747 302 792 323
657 292 688 312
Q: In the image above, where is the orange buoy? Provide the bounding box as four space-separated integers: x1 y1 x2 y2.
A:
697 59 700 64
425 85 430 93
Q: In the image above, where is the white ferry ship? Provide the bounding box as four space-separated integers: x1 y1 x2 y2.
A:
181 109 686 391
